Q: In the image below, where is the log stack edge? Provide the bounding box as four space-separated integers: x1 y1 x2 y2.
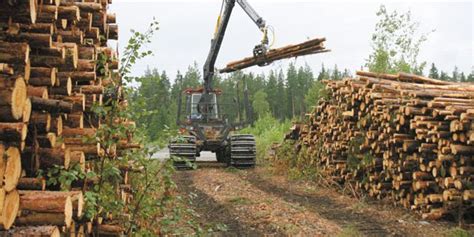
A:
0 0 134 236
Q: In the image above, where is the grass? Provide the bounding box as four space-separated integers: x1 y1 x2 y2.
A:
225 166 240 173
228 196 252 205
282 223 301 235
351 199 369 213
337 225 363 237
444 227 471 237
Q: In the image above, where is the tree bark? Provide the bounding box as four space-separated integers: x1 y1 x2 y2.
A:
50 115 63 136
77 59 95 72
17 177 46 191
78 46 96 60
30 67 57 83
50 94 85 112
65 112 83 128
31 97 73 114
37 147 70 169
0 42 30 65
62 128 96 137
37 133 57 148
96 224 124 236
107 24 118 40
0 0 37 24
15 213 72 228
30 112 51 133
58 6 80 21
0 123 27 142
68 144 101 157
2 32 52 48
58 71 96 83
78 85 103 94
17 22 55 34
19 191 72 213
49 76 72 96
31 47 65 59
28 86 49 99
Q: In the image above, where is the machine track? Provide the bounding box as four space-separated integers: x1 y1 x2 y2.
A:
169 136 197 169
229 134 256 168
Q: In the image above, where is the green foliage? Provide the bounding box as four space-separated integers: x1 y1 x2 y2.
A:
366 5 432 74
83 191 100 220
252 90 270 119
71 19 204 235
120 19 159 84
93 97 183 234
286 63 313 118
129 68 175 141
38 164 85 191
426 63 472 82
468 70 474 82
439 71 449 81
332 64 342 80
452 66 460 82
240 115 291 162
428 63 439 79
304 81 328 110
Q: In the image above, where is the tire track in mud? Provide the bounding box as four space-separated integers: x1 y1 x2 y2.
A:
242 171 408 237
174 171 277 237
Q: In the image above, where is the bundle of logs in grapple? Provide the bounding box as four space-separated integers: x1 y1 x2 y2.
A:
289 71 474 222
219 37 329 73
0 0 138 236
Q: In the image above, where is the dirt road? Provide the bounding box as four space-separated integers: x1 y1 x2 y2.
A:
174 164 469 236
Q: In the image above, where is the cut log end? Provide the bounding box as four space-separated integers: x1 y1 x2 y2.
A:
0 190 20 230
4 147 22 192
2 77 27 120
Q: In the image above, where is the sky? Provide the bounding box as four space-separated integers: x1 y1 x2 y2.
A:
110 0 473 80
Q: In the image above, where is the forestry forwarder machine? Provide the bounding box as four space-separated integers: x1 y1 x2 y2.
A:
169 0 272 169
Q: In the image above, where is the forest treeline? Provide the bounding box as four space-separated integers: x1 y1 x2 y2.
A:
129 62 473 141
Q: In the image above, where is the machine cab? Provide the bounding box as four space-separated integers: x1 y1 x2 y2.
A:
183 88 222 122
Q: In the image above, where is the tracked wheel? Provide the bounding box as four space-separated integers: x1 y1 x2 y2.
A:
216 149 226 163
169 136 197 169
229 134 256 168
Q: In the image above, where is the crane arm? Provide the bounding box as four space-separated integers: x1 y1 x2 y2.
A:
236 0 266 30
203 0 268 93
203 0 235 93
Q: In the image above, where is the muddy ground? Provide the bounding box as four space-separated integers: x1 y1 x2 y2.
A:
174 162 473 237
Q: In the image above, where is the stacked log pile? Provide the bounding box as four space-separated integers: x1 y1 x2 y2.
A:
289 71 473 222
0 0 135 236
